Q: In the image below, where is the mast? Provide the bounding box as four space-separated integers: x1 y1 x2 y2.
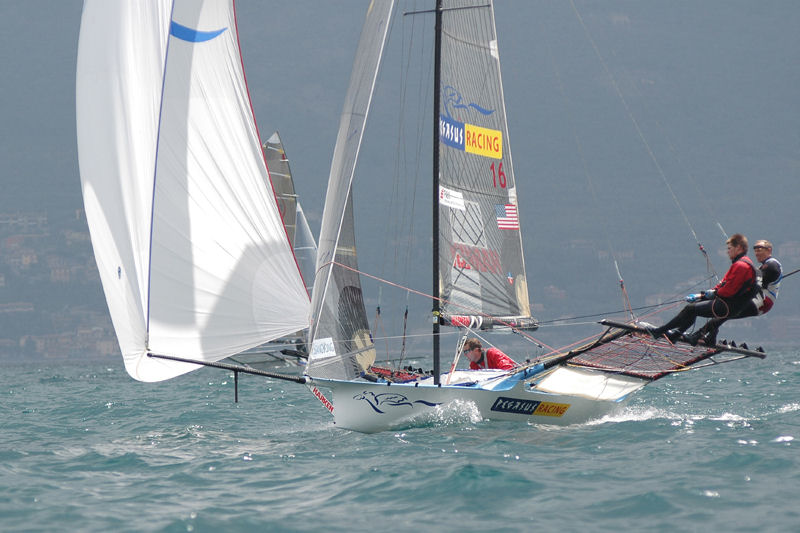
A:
432 0 443 385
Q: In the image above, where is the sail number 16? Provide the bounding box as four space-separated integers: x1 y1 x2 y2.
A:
491 161 506 188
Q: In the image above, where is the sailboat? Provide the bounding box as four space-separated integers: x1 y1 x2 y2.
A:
261 131 317 298
227 132 317 369
301 0 766 433
76 0 766 433
76 1 311 382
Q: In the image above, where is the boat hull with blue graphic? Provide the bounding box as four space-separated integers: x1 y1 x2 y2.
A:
311 367 647 433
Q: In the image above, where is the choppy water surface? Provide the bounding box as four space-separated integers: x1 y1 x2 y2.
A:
2 350 798 532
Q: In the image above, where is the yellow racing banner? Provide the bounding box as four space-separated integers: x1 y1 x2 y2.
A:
533 402 570 417
464 123 502 159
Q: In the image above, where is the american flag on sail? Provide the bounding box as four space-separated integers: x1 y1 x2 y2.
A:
495 204 519 230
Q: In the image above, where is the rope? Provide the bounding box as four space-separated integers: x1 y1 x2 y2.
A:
373 305 391 365
710 297 731 320
316 261 719 344
535 298 683 326
397 307 410 368
319 260 555 352
536 265 798 328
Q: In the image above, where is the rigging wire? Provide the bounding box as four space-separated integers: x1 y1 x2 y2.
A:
568 0 719 281
538 14 638 313
535 299 683 326
321 259 556 351
369 3 430 359
317 261 724 355
537 265 800 327
314 259 737 352
400 3 434 358
535 271 715 327
615 58 731 249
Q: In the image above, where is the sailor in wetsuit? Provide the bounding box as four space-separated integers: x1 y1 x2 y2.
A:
686 239 782 345
649 233 758 345
463 337 517 370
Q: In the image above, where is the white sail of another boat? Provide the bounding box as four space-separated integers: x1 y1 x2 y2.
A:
76 0 309 382
228 132 318 369
263 131 317 297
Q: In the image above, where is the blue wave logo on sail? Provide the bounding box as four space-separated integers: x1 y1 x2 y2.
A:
354 391 440 414
170 21 227 43
440 86 502 159
442 86 495 119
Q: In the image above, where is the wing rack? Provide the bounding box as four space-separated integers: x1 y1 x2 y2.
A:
559 319 766 381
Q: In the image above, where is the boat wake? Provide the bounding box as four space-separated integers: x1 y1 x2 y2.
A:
776 402 800 414
585 405 755 426
385 399 484 431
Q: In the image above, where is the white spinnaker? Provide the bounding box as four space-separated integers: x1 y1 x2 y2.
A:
77 0 309 382
76 1 171 380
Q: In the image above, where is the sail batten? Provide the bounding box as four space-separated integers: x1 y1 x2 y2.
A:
77 0 309 382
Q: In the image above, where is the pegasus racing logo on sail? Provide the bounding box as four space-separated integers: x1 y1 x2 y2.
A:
439 85 502 160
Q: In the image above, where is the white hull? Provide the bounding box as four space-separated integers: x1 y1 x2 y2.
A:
311 366 648 433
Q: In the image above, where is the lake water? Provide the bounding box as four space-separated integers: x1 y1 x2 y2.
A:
2 349 798 532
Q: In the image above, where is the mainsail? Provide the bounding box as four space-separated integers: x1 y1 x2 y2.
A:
307 0 536 382
437 0 533 328
265 132 301 247
76 0 309 382
294 203 317 298
263 131 316 296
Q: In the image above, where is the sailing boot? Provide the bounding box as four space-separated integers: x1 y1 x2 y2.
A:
664 329 683 343
685 330 704 346
703 330 717 347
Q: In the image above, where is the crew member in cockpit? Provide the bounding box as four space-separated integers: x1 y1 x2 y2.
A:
463 338 517 370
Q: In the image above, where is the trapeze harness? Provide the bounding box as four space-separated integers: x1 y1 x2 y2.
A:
714 255 758 319
753 256 782 315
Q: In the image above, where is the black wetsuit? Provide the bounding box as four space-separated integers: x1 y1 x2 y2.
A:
656 253 757 337
699 256 782 337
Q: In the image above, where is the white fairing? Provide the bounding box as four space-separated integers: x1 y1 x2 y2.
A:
535 366 647 401
76 0 309 382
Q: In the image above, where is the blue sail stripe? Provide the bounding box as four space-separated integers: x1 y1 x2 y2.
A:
169 21 227 42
